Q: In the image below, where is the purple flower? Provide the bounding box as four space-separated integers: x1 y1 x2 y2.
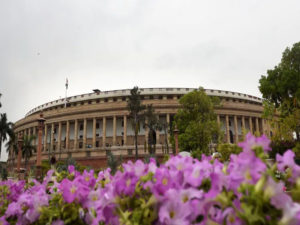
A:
222 208 243 225
68 165 80 177
159 198 190 225
277 150 296 171
59 177 90 204
114 171 139 196
276 150 300 183
82 170 96 188
184 159 213 188
42 169 54 186
123 160 148 177
52 220 64 225
238 132 271 153
5 186 49 224
227 150 266 190
165 155 193 172
0 216 9 225
152 167 175 196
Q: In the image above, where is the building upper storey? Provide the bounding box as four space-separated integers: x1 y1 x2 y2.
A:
25 87 263 117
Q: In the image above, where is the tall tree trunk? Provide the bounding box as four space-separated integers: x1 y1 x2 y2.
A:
0 137 2 156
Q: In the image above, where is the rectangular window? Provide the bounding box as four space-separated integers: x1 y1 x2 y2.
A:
96 123 99 129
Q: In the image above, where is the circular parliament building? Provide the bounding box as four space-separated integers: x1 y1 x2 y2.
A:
7 87 271 171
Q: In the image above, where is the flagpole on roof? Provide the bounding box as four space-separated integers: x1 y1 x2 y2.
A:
65 78 68 108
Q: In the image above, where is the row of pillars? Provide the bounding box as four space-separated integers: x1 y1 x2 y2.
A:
17 114 267 154
20 114 172 151
217 115 268 143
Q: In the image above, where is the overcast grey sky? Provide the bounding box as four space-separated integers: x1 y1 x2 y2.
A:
1 0 300 160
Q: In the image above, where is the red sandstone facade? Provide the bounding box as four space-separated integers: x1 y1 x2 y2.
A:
7 88 269 172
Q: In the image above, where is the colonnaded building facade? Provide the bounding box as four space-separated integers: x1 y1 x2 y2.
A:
7 87 270 171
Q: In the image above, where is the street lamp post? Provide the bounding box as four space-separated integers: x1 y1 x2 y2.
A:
17 132 23 180
36 113 45 181
173 126 179 155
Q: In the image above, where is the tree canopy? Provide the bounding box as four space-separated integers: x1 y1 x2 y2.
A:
174 88 221 156
259 42 300 141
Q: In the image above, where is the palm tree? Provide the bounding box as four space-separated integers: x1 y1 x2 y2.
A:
5 132 18 168
127 87 146 160
0 113 14 157
22 135 36 175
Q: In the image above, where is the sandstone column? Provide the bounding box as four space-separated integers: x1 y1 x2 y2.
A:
83 118 87 150
226 115 230 143
242 116 245 132
74 120 78 150
113 116 117 146
50 123 54 151
234 115 238 143
102 117 106 147
66 121 70 150
249 117 253 134
92 118 96 148
123 115 127 145
58 122 62 151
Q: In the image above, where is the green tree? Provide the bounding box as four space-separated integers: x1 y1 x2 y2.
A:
127 86 146 160
144 104 160 156
217 143 242 162
21 135 36 175
174 88 221 157
259 42 300 141
0 113 14 157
